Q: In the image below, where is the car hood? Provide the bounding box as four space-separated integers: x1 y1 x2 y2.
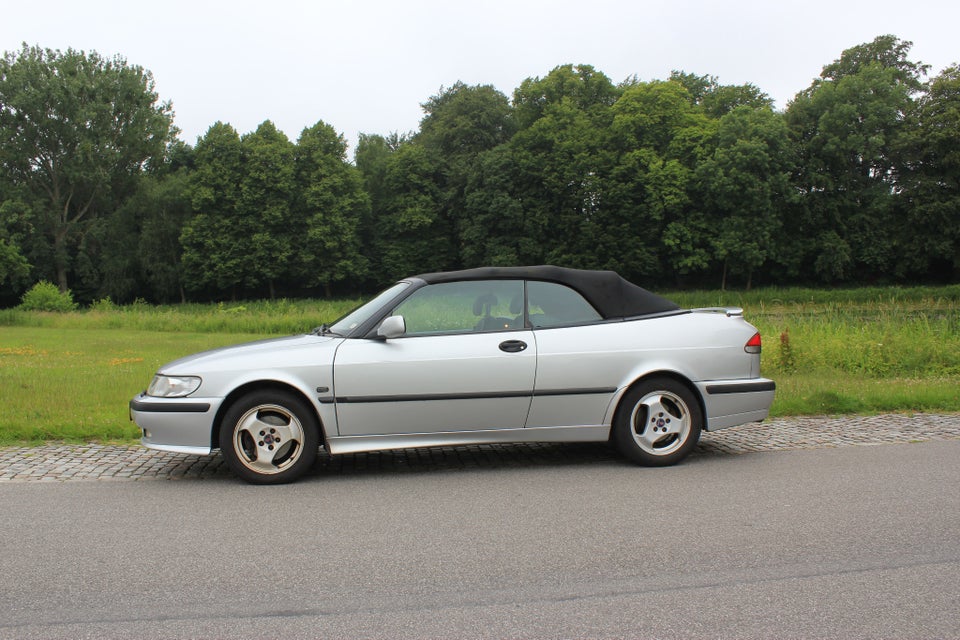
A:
159 334 340 374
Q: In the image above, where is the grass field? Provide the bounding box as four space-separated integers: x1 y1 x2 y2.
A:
1 285 958 446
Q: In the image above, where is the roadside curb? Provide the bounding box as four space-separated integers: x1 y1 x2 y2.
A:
2 413 959 483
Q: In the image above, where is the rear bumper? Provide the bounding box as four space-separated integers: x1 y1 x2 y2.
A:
696 378 776 431
129 393 222 455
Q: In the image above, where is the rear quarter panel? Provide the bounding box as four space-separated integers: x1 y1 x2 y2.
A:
529 312 761 428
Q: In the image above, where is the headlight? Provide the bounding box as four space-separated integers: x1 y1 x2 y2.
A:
147 375 202 398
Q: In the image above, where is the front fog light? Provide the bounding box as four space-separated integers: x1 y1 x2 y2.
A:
147 375 202 398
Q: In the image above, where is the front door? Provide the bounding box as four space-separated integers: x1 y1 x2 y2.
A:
332 279 535 437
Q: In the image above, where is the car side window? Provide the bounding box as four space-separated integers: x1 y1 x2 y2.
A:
392 280 524 335
527 281 602 328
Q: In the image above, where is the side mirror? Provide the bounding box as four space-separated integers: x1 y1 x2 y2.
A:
377 315 406 339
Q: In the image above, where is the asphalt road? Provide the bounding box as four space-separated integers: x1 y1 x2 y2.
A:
1 440 958 639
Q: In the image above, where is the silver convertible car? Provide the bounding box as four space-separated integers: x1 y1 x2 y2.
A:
130 266 775 484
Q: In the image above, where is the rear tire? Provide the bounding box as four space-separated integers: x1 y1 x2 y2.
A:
219 390 320 484
613 378 702 466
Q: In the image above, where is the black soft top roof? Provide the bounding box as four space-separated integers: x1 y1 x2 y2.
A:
411 265 680 319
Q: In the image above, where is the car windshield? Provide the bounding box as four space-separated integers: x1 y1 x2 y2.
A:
325 282 410 337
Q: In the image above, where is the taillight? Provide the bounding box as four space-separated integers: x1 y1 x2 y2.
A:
744 332 762 354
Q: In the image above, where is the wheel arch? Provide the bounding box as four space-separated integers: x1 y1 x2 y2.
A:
609 371 707 437
209 380 327 450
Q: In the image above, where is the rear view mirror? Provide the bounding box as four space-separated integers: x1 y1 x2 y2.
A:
377 315 406 339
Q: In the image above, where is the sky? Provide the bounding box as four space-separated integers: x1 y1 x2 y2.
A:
3 0 958 156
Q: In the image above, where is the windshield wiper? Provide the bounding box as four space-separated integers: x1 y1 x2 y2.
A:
310 323 343 337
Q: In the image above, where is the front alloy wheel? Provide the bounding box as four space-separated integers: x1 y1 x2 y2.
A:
219 390 320 484
613 378 702 466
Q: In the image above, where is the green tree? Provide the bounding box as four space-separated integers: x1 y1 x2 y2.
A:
513 64 620 129
697 107 792 288
506 99 605 269
417 82 515 269
897 64 960 277
237 121 297 298
0 201 30 289
615 147 702 282
111 141 196 303
611 81 707 157
82 196 139 301
820 34 929 84
135 170 192 302
461 144 536 268
0 179 32 293
355 132 403 284
355 133 402 213
78 144 193 303
180 122 245 296
462 66 625 277
295 121 370 296
419 82 515 156
376 143 451 277
183 121 297 299
0 44 174 293
670 71 774 118
608 80 716 283
786 35 928 282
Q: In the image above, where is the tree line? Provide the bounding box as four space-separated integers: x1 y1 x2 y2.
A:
1 35 958 305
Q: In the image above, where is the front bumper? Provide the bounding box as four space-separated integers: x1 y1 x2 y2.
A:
129 393 224 455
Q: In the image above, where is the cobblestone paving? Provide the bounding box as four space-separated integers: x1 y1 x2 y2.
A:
1 413 959 483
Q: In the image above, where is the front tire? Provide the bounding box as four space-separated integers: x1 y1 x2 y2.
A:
219 390 320 484
613 378 702 466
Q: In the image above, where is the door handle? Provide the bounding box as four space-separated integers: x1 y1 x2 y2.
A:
499 340 528 353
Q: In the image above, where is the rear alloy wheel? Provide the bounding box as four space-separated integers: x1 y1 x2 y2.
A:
219 390 319 484
613 378 702 466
